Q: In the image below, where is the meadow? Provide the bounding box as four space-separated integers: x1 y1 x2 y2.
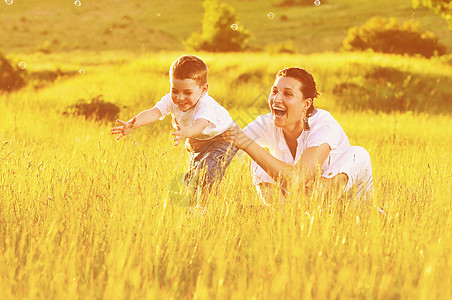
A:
2 0 452 298
1 50 452 299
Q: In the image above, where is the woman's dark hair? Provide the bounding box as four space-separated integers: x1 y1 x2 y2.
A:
276 67 319 117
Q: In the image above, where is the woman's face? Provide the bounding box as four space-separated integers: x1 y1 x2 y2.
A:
268 76 311 130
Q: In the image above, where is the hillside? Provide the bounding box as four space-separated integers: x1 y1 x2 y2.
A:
1 0 451 54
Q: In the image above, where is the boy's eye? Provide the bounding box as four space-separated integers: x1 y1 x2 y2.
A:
184 92 193 95
284 91 293 96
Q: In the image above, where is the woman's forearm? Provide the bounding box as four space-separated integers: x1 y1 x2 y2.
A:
239 133 325 186
240 136 295 184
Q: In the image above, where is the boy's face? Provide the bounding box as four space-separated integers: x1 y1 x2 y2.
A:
170 78 208 112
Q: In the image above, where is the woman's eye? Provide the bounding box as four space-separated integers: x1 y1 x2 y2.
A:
184 92 192 95
284 92 293 96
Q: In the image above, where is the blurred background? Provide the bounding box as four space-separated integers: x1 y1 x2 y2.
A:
1 0 450 54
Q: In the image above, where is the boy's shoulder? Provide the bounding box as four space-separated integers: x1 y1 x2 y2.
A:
197 93 223 109
154 93 177 114
199 93 218 103
160 92 172 102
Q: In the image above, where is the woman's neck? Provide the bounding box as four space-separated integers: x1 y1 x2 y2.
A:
282 121 303 142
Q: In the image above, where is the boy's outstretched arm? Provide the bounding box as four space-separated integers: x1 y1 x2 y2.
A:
172 118 210 146
111 107 162 140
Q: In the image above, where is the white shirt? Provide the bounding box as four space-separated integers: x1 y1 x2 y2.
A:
154 93 234 140
244 109 351 184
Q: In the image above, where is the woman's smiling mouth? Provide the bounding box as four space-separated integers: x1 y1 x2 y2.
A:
272 106 286 117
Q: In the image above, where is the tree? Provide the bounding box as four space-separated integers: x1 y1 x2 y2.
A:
184 0 251 52
341 17 447 58
412 0 452 29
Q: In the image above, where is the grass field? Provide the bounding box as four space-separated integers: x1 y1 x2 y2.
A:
2 0 452 298
1 50 452 298
1 0 451 54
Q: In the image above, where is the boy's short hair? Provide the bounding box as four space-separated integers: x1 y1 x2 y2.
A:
169 55 208 87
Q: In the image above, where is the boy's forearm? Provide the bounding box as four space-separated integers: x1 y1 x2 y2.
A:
131 107 162 129
184 119 210 138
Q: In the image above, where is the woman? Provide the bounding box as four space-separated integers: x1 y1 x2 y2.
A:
190 67 373 206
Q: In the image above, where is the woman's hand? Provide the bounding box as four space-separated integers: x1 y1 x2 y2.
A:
222 123 252 150
186 122 251 152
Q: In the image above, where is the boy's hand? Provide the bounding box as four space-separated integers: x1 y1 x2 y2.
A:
111 117 136 140
172 127 189 146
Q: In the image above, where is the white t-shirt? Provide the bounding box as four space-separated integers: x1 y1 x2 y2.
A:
154 93 234 140
244 109 352 184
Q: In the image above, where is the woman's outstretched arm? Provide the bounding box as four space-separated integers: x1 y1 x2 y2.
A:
234 125 331 186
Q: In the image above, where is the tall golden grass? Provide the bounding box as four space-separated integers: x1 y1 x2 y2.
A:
1 51 451 299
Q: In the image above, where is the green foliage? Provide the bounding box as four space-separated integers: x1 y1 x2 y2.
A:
412 0 452 29
184 0 251 52
331 65 452 113
0 53 26 92
342 17 447 58
265 40 298 54
63 95 121 122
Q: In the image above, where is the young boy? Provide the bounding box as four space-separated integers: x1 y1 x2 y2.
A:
111 55 237 207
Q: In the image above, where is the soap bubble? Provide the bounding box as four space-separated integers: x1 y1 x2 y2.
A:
314 0 321 6
231 24 238 31
5 0 13 5
74 0 81 7
268 12 275 19
79 69 85 75
18 62 26 69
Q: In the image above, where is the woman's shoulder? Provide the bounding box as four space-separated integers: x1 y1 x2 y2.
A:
309 109 338 125
255 113 273 122
244 113 274 131
250 113 273 126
